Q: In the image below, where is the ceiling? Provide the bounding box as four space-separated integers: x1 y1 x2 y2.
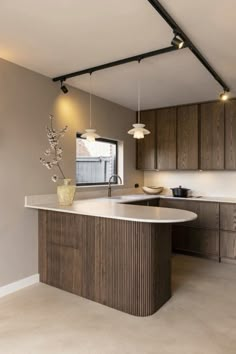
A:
0 0 235 110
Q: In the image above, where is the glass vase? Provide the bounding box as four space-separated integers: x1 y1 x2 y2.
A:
57 179 76 206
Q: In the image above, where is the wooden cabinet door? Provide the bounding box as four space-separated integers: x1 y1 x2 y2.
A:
225 100 236 169
147 198 159 207
127 200 148 206
156 107 176 170
200 102 224 170
173 226 219 258
159 199 219 229
136 110 156 170
220 231 236 260
177 104 198 170
220 203 236 231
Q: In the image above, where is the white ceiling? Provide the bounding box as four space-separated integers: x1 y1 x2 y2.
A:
0 0 235 110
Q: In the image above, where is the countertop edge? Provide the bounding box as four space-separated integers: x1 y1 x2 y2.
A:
25 199 197 224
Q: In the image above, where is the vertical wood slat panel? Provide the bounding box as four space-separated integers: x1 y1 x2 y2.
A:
38 210 47 283
39 211 172 317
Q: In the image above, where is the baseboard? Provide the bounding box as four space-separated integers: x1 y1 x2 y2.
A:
0 274 39 298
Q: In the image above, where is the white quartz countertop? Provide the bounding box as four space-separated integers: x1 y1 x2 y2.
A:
160 195 236 203
25 194 197 224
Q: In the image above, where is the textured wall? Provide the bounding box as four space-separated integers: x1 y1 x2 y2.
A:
0 58 143 287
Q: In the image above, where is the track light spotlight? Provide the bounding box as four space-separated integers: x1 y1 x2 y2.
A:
171 34 184 49
220 91 229 101
60 80 68 94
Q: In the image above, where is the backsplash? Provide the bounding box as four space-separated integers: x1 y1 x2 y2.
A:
144 171 236 198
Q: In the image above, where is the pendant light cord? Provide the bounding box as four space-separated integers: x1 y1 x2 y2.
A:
137 61 141 124
89 73 92 129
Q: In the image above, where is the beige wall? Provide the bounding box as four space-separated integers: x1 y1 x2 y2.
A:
0 58 143 287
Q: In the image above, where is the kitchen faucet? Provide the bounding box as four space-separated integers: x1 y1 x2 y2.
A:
108 174 122 197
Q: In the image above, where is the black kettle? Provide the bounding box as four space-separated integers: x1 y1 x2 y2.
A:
171 185 190 198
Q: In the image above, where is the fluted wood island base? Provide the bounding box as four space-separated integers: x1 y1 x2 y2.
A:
39 210 172 316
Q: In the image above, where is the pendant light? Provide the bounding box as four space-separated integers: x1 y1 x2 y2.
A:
81 73 100 142
128 61 150 139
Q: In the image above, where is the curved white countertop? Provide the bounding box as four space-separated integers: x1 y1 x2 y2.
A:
25 195 197 224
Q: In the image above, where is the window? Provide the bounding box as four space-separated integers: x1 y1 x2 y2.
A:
76 133 118 186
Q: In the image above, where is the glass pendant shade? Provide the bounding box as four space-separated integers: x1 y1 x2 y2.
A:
81 129 100 142
128 123 150 139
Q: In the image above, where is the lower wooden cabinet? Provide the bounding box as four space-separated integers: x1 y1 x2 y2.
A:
126 199 159 206
220 231 236 260
130 198 236 263
159 199 220 260
220 203 236 232
147 198 159 207
173 226 219 259
159 199 219 229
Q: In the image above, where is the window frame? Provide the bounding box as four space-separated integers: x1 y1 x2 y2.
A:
76 133 119 186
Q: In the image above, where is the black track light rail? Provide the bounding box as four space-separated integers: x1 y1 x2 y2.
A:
53 0 229 93
53 45 180 82
147 0 229 92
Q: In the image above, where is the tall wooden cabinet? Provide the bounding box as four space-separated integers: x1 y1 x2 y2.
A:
177 104 198 170
200 102 224 170
156 107 177 170
136 110 156 170
225 100 236 169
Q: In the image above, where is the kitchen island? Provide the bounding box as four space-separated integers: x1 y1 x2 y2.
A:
26 195 197 316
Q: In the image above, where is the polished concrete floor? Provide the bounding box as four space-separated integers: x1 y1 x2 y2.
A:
0 255 236 354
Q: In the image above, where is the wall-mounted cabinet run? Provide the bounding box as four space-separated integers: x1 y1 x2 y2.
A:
137 99 236 171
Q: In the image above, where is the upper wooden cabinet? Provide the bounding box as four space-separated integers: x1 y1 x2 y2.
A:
156 107 176 170
225 100 236 169
177 104 198 170
136 99 236 171
200 102 224 170
136 110 156 170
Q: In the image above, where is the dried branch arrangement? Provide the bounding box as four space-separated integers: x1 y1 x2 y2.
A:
40 115 68 182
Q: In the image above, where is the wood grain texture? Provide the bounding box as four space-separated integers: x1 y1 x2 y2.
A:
172 226 219 259
159 199 220 260
200 102 224 170
38 210 172 316
177 104 198 170
220 231 236 260
136 110 156 170
220 203 236 231
225 100 236 169
38 210 47 283
159 199 219 230
156 107 177 170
